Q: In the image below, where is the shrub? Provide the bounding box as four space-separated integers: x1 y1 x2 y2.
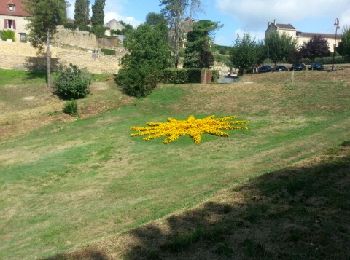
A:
101 48 116 55
162 68 216 84
63 100 78 116
54 64 91 99
211 70 219 83
1 30 15 42
116 64 159 97
162 68 189 84
115 24 170 97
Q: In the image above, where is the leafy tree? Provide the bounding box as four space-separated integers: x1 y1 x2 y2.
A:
91 0 106 27
115 24 170 97
160 0 201 68
265 32 296 65
146 12 167 27
74 0 90 28
300 35 330 61
338 27 350 56
183 20 219 68
146 12 168 40
230 34 261 75
25 0 66 88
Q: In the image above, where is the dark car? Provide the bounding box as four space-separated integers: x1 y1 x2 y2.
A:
258 65 272 73
274 65 288 72
309 63 324 71
291 63 306 71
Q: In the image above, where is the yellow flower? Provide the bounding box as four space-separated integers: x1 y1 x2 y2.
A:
131 115 248 144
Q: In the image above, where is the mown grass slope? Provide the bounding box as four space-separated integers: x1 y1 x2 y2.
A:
0 69 350 259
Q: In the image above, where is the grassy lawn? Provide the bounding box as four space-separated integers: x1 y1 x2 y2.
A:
0 69 350 259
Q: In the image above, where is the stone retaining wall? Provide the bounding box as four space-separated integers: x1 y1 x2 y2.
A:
0 41 122 74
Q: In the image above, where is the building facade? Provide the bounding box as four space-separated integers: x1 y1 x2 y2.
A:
0 0 30 42
265 20 341 52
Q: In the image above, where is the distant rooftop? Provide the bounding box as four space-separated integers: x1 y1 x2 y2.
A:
275 23 295 30
0 0 29 17
296 31 342 39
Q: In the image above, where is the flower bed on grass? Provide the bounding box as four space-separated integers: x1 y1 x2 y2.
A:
131 115 248 144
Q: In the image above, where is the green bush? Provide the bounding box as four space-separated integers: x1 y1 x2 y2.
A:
116 64 160 97
313 55 350 64
162 68 208 84
63 100 78 116
101 48 116 55
211 70 219 83
115 24 170 98
1 30 15 42
54 64 91 100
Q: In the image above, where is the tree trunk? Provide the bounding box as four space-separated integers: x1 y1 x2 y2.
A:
46 29 51 88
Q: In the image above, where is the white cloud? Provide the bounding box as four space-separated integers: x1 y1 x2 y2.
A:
216 0 350 30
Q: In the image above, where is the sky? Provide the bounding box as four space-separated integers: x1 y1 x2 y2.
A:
67 0 350 46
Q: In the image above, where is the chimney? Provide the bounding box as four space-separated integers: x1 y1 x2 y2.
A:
273 19 276 25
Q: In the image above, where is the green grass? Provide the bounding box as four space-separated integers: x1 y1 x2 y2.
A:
0 71 350 259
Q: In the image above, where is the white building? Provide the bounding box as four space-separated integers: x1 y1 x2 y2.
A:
265 20 341 52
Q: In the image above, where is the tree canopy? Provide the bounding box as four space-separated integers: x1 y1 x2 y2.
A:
338 27 350 57
91 0 106 27
116 24 170 97
230 34 263 75
265 32 296 65
74 0 90 28
160 0 202 67
183 20 220 68
25 0 66 88
300 35 330 60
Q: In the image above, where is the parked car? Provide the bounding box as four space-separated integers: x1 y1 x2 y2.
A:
291 63 306 71
309 63 324 71
258 65 272 73
274 65 288 72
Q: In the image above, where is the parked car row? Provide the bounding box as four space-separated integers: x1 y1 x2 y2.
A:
257 63 324 73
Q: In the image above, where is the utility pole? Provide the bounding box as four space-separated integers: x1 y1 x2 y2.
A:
332 18 340 71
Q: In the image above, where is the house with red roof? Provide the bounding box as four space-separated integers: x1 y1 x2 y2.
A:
0 0 30 42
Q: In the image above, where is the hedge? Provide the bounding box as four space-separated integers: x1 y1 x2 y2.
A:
162 68 219 84
301 55 350 65
0 30 15 42
101 48 116 55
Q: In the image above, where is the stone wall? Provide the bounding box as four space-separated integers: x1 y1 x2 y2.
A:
53 26 98 50
0 41 122 74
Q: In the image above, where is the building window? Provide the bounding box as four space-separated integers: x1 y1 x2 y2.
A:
4 19 16 30
19 33 27 42
8 4 16 12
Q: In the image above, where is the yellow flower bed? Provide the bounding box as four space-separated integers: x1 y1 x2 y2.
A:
131 115 248 144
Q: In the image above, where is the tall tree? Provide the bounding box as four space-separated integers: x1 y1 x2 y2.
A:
91 0 106 37
184 20 219 68
160 0 188 68
338 27 350 57
160 0 201 68
116 24 170 97
146 12 168 40
91 0 105 27
300 35 330 61
26 0 66 88
230 34 262 75
265 32 296 65
74 0 90 28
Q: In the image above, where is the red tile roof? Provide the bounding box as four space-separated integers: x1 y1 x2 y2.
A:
0 0 30 17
